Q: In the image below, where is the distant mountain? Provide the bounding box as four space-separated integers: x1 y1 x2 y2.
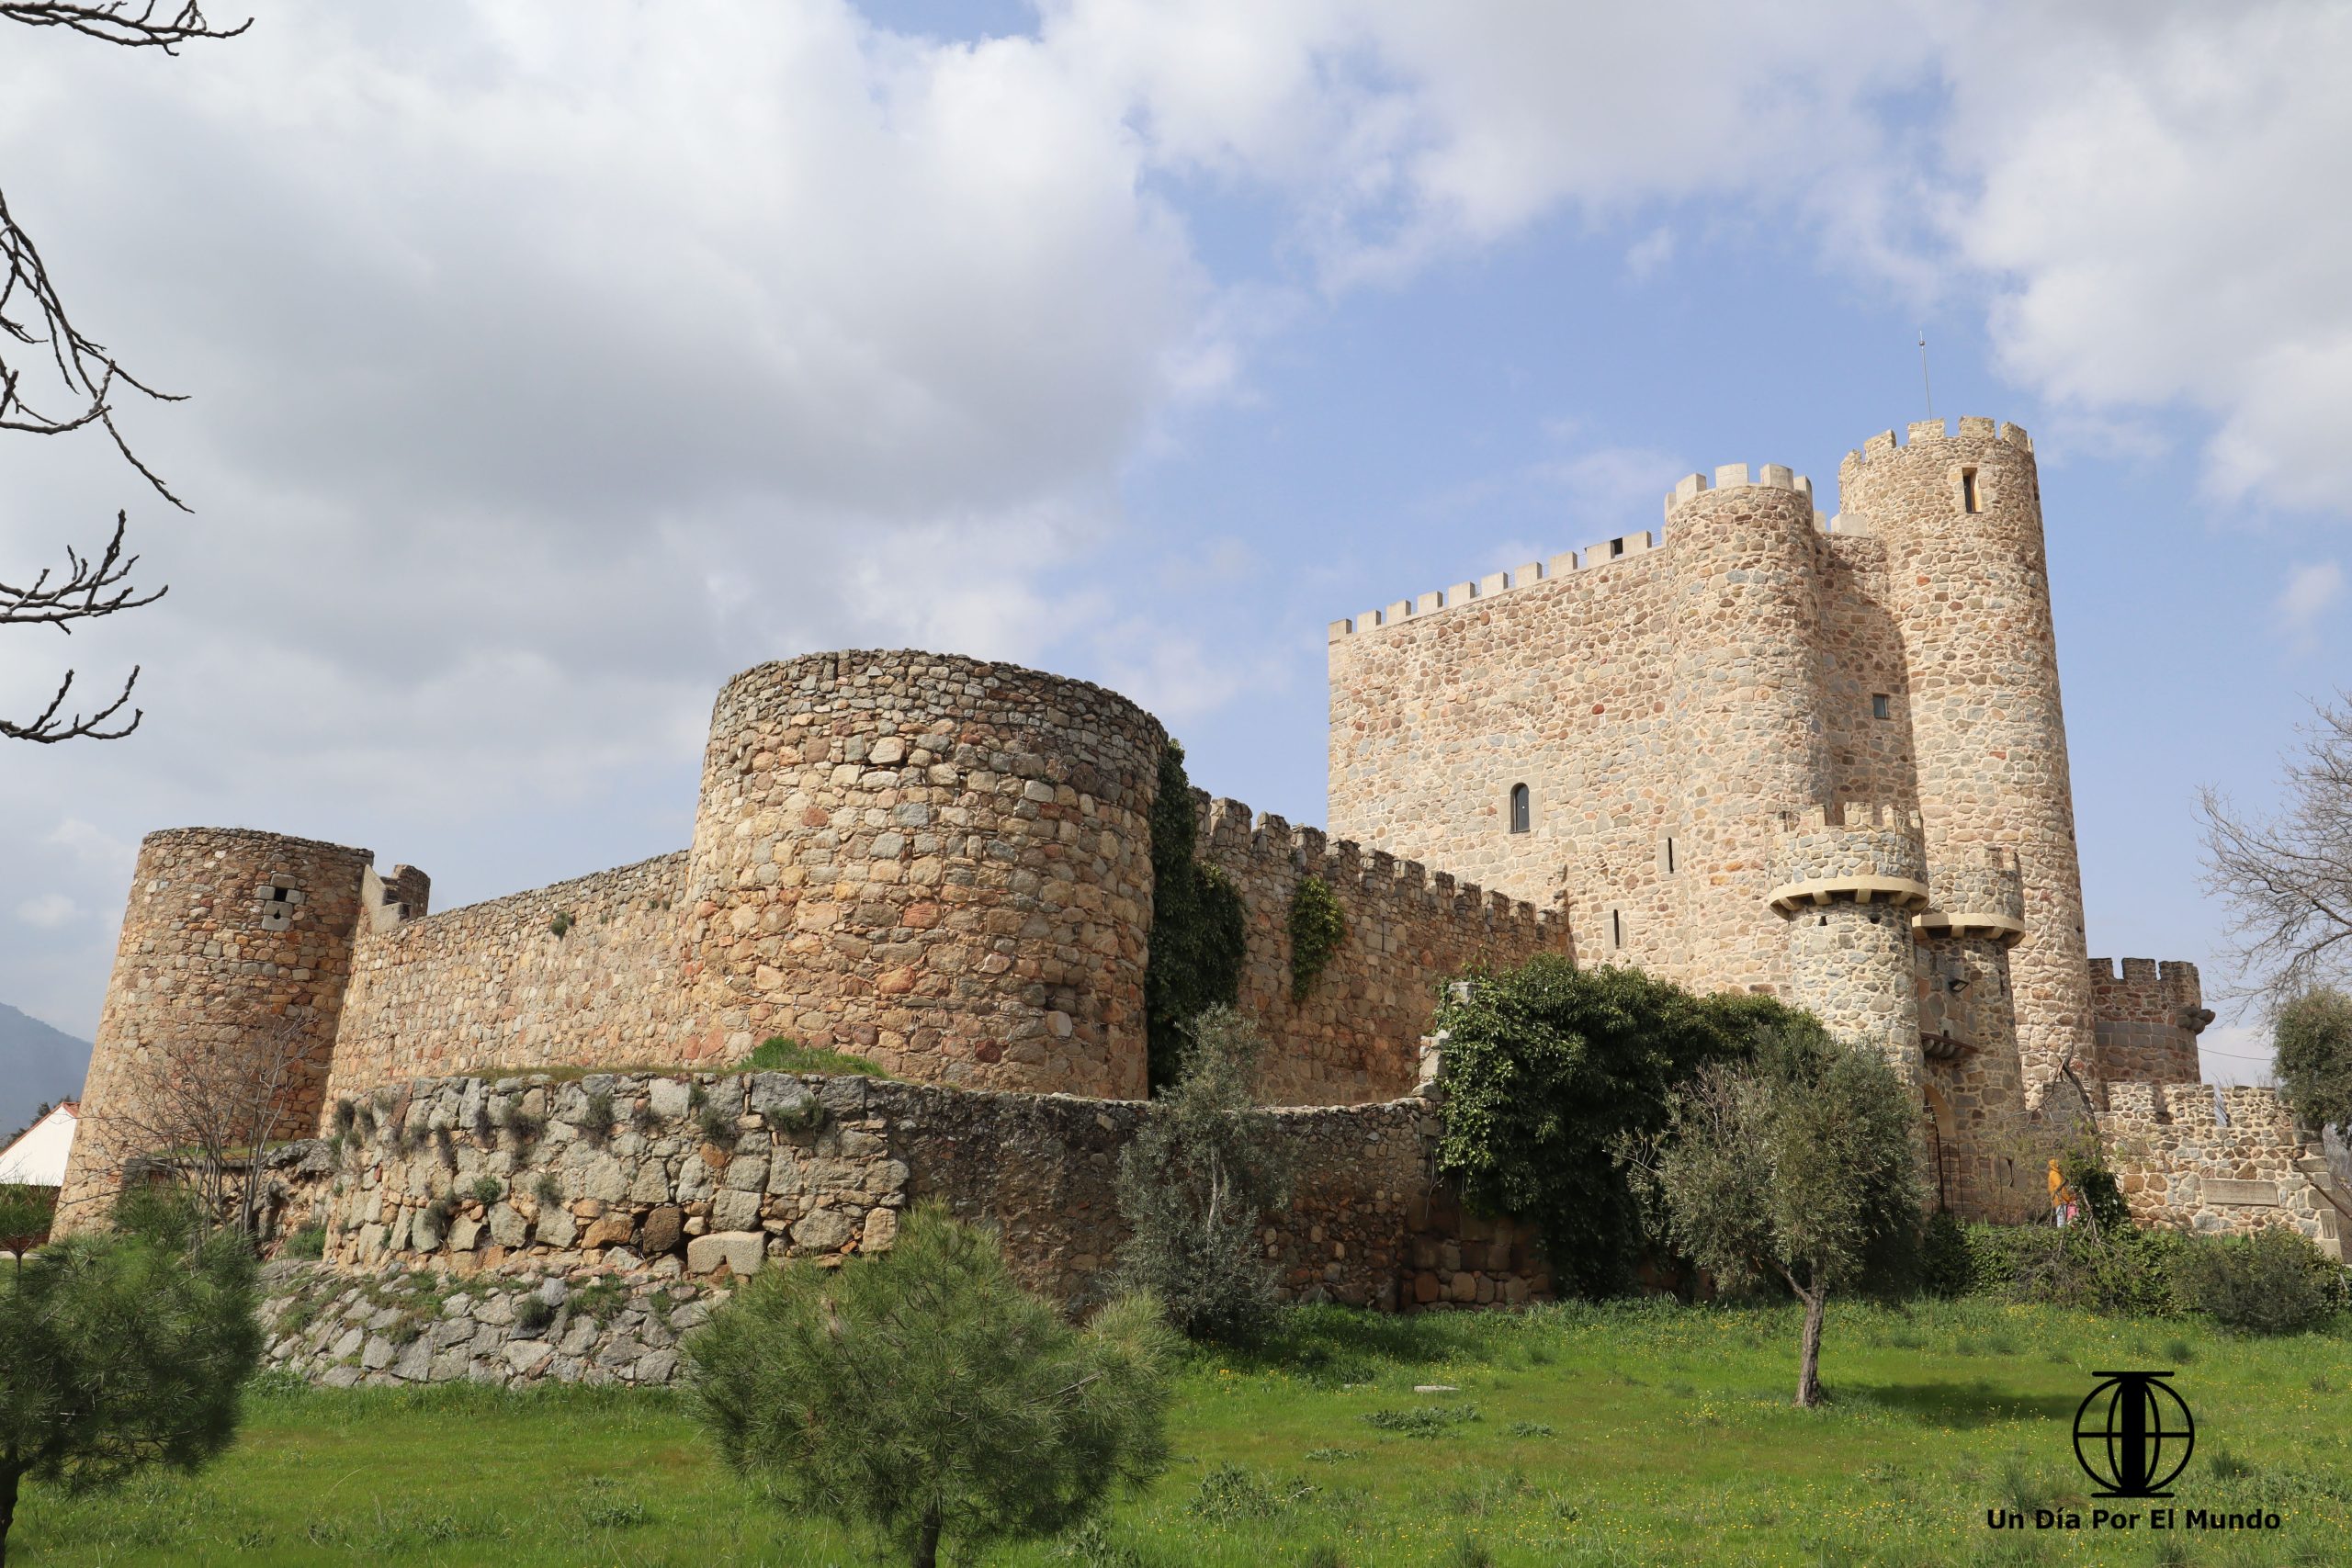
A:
1 1002 91 1142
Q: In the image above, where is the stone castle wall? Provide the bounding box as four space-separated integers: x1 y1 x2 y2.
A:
322 852 707 1107
683 651 1166 1100
276 1068 1545 1337
2097 1082 2346 1258
1196 792 1565 1105
2086 958 2210 1086
59 829 377 1226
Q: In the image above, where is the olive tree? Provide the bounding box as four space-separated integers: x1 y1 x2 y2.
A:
1113 1004 1295 1347
1626 1022 1926 1407
684 1202 1175 1568
0 1229 262 1564
2274 987 2352 1134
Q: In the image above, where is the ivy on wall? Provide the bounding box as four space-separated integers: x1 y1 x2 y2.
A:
1431 954 1811 1298
1285 875 1346 1001
1143 741 1248 1091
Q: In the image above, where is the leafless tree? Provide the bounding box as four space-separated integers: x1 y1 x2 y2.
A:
102 1017 324 1242
2200 693 2352 1010
1 3 246 742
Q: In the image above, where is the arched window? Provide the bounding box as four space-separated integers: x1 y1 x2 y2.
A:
1509 783 1531 834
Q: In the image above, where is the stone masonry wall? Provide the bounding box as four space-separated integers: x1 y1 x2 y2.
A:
1195 792 1565 1105
322 852 706 1113
2086 958 2211 1087
281 1069 1545 1341
683 651 1166 1100
60 829 376 1229
2098 1082 2347 1258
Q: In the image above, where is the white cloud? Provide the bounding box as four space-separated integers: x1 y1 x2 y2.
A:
15 895 80 930
1623 226 1675 281
2276 560 2344 651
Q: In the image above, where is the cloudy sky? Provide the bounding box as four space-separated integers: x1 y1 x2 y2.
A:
5 1 2346 1087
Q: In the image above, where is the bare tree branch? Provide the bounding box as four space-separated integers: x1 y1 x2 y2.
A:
2199 693 2352 1010
0 4 243 742
0 2 247 51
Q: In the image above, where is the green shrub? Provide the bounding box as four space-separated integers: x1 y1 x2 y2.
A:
685 1202 1175 1568
110 1183 207 1251
734 1036 888 1077
534 1173 563 1206
1435 955 1811 1298
1362 1404 1481 1435
1188 1463 1317 1520
280 1224 327 1261
549 911 572 938
579 1091 616 1144
1921 1211 1972 1298
1286 874 1347 1001
1113 1007 1294 1348
1960 1221 2189 1315
697 1100 740 1147
2172 1226 2346 1334
0 1183 57 1262
1142 741 1248 1089
0 1230 264 1562
514 1294 558 1334
471 1177 503 1206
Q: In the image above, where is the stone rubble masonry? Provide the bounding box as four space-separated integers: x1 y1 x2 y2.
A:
1193 790 1565 1104
2086 958 2211 1087
683 650 1165 1099
59 829 380 1228
2096 1083 2346 1258
257 1258 718 1390
326 852 706 1104
257 1068 1544 1378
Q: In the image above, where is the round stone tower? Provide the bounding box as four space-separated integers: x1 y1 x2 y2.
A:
56 828 375 1230
684 649 1166 1099
1838 418 2095 1103
1664 463 1833 994
1768 803 1929 1087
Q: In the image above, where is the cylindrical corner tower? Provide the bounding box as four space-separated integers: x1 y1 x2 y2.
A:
1769 804 1929 1086
1665 464 1832 994
1838 418 2095 1104
56 828 373 1230
684 649 1166 1099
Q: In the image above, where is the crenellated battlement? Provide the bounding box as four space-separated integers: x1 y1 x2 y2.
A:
1917 847 2026 942
1327 531 1666 641
1193 790 1554 937
1844 414 2032 470
1660 462 1815 524
1767 802 1928 913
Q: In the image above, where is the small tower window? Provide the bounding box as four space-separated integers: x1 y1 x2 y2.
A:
1871 693 1892 721
1611 908 1624 950
1664 836 1677 874
1610 537 1626 558
1509 783 1531 834
1960 468 1981 513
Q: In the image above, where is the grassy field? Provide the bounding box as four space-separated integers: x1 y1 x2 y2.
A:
12 1297 2350 1567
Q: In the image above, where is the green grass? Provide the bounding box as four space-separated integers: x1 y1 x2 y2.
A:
13 1297 2351 1565
730 1036 888 1077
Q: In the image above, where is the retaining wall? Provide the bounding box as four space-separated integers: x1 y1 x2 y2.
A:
2097 1081 2346 1258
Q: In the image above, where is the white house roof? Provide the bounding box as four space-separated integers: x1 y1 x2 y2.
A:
0 1100 77 1187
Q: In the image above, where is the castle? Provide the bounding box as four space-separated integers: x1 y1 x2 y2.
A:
59 417 2346 1287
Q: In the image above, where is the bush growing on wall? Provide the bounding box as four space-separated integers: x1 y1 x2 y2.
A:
1143 741 1247 1089
1114 1007 1295 1347
1431 956 1809 1297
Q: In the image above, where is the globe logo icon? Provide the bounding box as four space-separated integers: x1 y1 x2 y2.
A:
2073 1372 2194 1498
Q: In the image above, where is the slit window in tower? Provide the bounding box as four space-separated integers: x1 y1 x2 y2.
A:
1871 693 1892 721
1509 783 1531 834
1611 908 1623 950
1664 836 1677 874
1960 468 1981 513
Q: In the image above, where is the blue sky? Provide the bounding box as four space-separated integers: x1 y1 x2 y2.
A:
4 2 2346 1089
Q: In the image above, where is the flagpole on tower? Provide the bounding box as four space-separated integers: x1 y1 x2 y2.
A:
1918 330 1935 420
